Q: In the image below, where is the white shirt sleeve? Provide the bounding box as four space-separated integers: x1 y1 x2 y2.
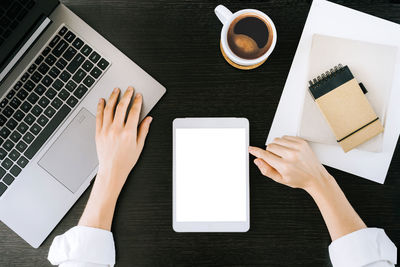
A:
48 226 115 267
329 228 397 267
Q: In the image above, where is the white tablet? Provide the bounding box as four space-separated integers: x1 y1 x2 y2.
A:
173 118 249 232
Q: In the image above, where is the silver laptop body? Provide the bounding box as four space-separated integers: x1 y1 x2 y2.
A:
0 3 165 248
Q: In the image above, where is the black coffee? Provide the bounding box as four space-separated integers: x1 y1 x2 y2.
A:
227 15 271 60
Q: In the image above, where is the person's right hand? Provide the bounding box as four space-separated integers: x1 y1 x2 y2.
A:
249 136 332 191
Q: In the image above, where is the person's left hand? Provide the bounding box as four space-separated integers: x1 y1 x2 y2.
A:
95 86 152 196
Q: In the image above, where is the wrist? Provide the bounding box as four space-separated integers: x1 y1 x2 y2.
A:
305 172 336 197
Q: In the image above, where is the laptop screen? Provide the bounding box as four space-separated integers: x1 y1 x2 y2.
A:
0 0 58 84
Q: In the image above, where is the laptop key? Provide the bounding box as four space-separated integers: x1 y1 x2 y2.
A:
58 89 70 101
30 123 42 135
64 31 76 43
0 98 8 108
24 105 71 160
38 97 50 108
51 98 62 109
81 45 92 57
28 64 37 74
31 105 43 116
3 106 14 117
2 158 12 169
16 141 28 153
3 174 14 185
63 46 77 61
17 122 28 134
82 60 94 72
14 81 22 91
53 40 68 57
9 149 20 161
0 148 6 160
42 75 53 87
44 106 56 118
65 80 77 92
74 84 88 99
35 55 44 65
17 156 28 168
42 47 51 56
20 101 32 113
72 38 84 49
14 110 24 121
24 113 35 125
72 69 86 84
10 165 21 177
56 58 67 69
17 89 28 100
31 71 42 83
49 67 60 78
67 53 85 74
21 72 29 82
89 51 100 63
66 96 78 108
6 118 17 130
83 75 95 88
0 167 5 178
0 127 10 139
38 115 49 126
27 93 39 104
97 58 109 70
10 131 21 143
49 35 60 47
45 54 56 66
34 84 46 95
58 26 67 36
23 132 34 144
3 140 14 151
10 97 21 108
0 115 6 126
52 79 64 90
0 182 7 197
6 90 16 99
60 71 71 82
38 63 50 75
90 67 102 79
45 88 57 99
24 80 35 91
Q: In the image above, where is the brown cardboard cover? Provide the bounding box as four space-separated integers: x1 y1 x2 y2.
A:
314 78 383 152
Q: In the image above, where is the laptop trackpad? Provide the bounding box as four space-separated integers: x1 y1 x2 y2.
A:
39 108 98 193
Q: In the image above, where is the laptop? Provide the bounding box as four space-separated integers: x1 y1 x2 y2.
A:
0 0 166 248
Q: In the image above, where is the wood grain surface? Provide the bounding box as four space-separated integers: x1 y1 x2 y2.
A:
1 0 399 266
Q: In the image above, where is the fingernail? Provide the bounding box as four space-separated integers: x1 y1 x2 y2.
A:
254 159 260 165
128 87 133 92
98 98 103 104
136 93 142 99
113 87 119 93
149 117 153 123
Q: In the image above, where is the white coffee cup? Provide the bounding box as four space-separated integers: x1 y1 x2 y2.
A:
214 5 277 70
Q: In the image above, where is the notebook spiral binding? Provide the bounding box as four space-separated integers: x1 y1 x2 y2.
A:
308 64 344 87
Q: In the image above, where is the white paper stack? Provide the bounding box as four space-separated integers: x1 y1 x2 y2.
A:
266 0 400 184
298 34 397 153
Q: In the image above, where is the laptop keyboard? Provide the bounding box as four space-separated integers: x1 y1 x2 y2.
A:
0 25 110 197
0 0 35 45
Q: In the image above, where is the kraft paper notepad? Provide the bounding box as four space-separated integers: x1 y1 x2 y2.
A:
308 65 384 152
299 34 397 152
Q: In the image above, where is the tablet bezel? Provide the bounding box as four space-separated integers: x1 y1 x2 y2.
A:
173 118 250 232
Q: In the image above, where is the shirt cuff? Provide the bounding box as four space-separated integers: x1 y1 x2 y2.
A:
48 226 115 266
329 228 397 267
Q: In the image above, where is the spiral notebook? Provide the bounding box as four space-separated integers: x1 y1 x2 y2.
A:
298 34 397 153
307 64 384 152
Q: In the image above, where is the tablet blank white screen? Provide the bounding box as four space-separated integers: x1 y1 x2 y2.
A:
176 128 247 222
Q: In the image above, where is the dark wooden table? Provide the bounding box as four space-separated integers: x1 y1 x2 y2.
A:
1 0 399 266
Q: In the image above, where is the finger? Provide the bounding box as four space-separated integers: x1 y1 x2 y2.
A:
272 137 298 148
254 158 282 182
96 98 105 133
282 135 304 143
248 146 283 170
114 87 134 126
103 88 120 126
126 93 143 130
137 116 152 149
266 143 295 158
